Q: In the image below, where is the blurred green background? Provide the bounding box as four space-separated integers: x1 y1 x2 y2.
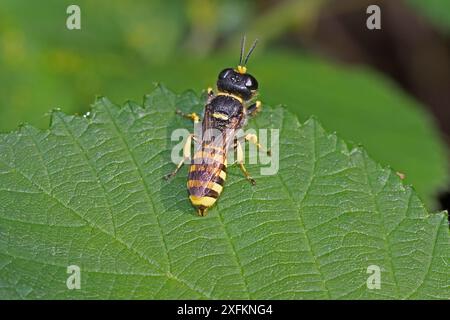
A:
0 0 449 209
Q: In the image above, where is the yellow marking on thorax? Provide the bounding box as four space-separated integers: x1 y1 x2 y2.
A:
212 112 229 120
217 92 243 104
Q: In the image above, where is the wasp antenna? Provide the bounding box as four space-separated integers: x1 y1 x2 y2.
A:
243 38 258 66
239 35 246 66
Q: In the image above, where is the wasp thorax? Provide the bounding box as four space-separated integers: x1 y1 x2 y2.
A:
205 97 244 130
217 68 258 101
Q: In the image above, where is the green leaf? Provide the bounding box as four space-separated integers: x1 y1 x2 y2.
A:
0 86 448 299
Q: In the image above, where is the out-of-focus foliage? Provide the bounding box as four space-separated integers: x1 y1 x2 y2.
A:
407 0 450 33
0 0 190 128
0 0 448 208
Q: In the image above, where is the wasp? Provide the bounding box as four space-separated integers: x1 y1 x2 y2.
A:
165 37 270 216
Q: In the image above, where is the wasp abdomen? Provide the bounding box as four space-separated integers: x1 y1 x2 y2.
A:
187 153 227 216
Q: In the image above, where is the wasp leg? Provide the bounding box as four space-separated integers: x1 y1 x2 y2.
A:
244 133 271 156
246 100 262 117
236 140 256 185
164 134 193 180
175 110 201 123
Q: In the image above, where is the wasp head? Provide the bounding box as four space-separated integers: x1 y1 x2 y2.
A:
216 67 258 101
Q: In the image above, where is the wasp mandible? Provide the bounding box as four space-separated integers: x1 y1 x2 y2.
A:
165 36 270 216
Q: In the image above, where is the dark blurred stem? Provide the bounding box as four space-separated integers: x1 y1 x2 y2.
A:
225 0 329 51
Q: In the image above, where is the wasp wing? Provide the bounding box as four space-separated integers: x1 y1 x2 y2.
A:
188 106 243 198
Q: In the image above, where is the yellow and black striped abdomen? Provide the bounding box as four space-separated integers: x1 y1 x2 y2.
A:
187 148 227 216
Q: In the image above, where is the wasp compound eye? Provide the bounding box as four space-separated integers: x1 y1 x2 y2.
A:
218 68 233 80
245 75 258 90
